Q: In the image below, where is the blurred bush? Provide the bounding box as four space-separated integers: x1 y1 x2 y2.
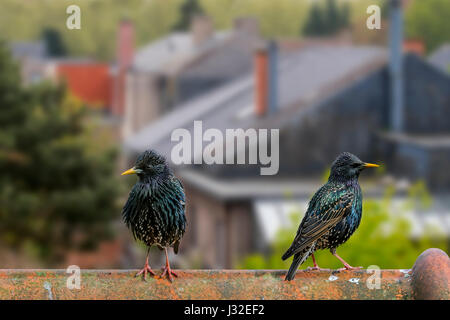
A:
239 182 448 269
0 42 120 265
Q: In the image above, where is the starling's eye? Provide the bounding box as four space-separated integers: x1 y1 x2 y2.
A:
351 163 360 168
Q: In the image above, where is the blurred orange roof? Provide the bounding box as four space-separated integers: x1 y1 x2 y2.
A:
57 63 111 108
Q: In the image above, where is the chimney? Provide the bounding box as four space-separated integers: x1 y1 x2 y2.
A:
112 20 135 116
190 15 213 46
233 17 260 36
389 0 404 132
254 41 278 116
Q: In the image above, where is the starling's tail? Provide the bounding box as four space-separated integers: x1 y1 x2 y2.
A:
284 244 315 281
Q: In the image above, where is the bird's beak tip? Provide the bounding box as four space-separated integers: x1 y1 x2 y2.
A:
121 167 137 176
363 162 380 168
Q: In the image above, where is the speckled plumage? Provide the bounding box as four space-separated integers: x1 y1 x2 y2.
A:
122 150 186 250
121 150 186 280
282 152 377 281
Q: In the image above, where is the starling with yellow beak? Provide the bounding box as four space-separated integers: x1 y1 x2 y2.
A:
282 152 379 281
121 150 186 282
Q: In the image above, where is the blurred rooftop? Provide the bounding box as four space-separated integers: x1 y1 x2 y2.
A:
124 44 388 155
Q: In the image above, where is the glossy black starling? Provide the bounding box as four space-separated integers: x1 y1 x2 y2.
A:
121 150 186 281
282 152 379 281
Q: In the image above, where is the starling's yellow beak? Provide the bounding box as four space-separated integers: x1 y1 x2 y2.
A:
363 162 379 168
121 167 137 175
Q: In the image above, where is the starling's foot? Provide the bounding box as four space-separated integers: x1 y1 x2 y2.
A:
306 266 328 271
332 252 362 272
306 254 326 271
135 264 156 281
337 265 363 272
160 266 178 282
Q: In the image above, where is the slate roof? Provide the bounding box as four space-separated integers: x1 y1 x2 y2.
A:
428 44 450 74
124 45 388 160
132 31 232 75
123 45 450 197
9 41 47 60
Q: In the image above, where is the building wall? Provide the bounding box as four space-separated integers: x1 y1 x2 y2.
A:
122 71 162 140
281 54 450 188
403 54 450 134
279 67 389 177
428 148 450 190
227 201 254 267
376 134 450 190
182 185 253 268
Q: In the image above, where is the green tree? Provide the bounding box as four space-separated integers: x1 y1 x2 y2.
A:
303 3 326 36
324 0 340 34
42 28 67 57
239 183 448 270
0 42 120 264
339 2 350 30
172 0 204 31
405 0 450 53
303 0 350 37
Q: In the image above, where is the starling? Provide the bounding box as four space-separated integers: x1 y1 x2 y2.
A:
282 152 379 281
121 150 186 281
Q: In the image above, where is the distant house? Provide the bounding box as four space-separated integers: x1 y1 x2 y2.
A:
121 16 263 140
9 41 112 109
9 41 50 85
428 44 450 74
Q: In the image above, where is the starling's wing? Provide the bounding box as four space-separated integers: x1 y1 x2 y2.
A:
121 183 152 240
173 240 181 254
169 175 186 214
167 175 186 254
281 184 354 260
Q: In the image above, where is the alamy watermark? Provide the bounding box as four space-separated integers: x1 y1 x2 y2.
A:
171 121 279 175
66 265 81 290
366 5 381 30
66 5 81 30
366 265 381 289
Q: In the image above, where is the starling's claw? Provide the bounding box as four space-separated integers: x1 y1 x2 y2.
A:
306 266 329 271
160 266 178 282
337 265 363 272
160 247 178 282
135 259 156 281
332 251 362 271
306 254 328 271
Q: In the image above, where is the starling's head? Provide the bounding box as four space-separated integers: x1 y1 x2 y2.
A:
121 149 169 181
329 152 379 182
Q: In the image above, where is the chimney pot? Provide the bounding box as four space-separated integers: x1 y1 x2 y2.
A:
254 41 278 117
254 46 268 117
117 20 134 69
234 17 260 36
112 20 135 116
190 15 214 46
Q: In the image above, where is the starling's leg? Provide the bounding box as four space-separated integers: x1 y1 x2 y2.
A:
135 248 156 280
332 250 362 271
160 247 178 282
306 253 327 271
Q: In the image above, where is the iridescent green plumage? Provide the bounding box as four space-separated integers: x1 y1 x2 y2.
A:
282 152 378 281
